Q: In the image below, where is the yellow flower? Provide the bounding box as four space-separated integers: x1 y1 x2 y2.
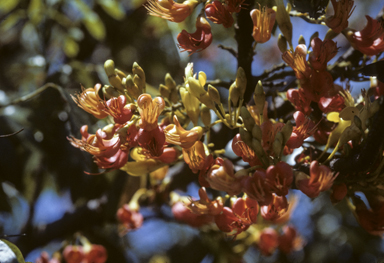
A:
250 6 276 43
145 0 199 23
137 93 165 131
164 115 203 149
71 84 108 119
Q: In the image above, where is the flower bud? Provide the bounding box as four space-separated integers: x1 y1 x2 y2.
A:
200 105 212 127
159 84 170 98
275 0 293 47
123 75 141 99
252 124 262 141
281 121 293 145
132 62 146 92
298 35 305 45
325 28 339 40
104 60 125 92
309 31 319 45
272 132 283 157
165 73 176 90
278 34 288 52
102 85 120 99
253 81 266 115
241 106 256 132
240 127 253 146
208 84 221 104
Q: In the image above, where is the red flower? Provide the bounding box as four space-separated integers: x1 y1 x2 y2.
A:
308 37 338 71
85 245 108 263
287 88 312 115
325 0 355 34
260 194 289 222
177 15 213 54
103 95 135 124
296 161 337 198
214 207 250 236
205 1 234 28
265 161 293 196
232 133 261 166
347 16 384 56
63 246 85 263
286 111 317 149
241 169 273 206
172 201 213 227
117 204 144 231
353 195 384 235
278 225 304 254
137 94 166 157
330 183 348 204
302 70 334 102
137 126 166 158
318 91 345 113
68 125 130 170
226 0 246 13
232 196 259 224
258 228 279 256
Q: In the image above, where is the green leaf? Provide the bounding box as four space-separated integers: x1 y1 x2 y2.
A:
1 239 26 263
0 10 25 33
0 0 20 14
27 0 44 25
0 181 11 212
97 0 125 20
83 12 106 41
64 37 79 58
74 0 105 41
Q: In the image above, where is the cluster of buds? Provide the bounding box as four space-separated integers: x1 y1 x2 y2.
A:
36 238 107 263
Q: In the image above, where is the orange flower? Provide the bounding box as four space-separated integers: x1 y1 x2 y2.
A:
347 15 384 56
265 161 293 196
285 111 317 149
177 15 213 54
325 0 355 34
71 84 108 119
250 6 276 43
137 94 165 131
102 95 135 124
258 228 279 256
308 37 338 70
282 44 311 80
205 1 234 28
187 187 224 215
68 125 130 169
183 141 207 173
296 160 337 198
144 0 198 23
260 194 289 222
232 133 262 166
205 157 242 196
241 169 273 206
164 115 203 149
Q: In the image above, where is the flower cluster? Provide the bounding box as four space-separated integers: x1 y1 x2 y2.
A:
144 0 276 54
67 0 384 256
35 238 107 263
